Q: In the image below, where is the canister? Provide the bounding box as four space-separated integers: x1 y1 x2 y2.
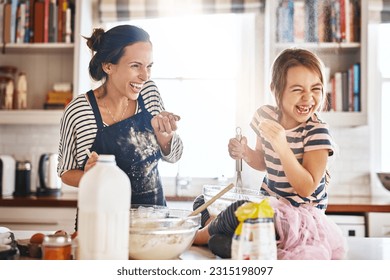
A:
42 234 72 260
13 160 31 197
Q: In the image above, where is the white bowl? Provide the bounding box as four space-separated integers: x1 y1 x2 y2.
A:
129 205 200 260
203 185 265 217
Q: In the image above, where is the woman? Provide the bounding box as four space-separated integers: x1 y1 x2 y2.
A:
58 25 183 206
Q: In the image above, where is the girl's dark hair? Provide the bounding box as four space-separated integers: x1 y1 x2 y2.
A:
85 25 151 81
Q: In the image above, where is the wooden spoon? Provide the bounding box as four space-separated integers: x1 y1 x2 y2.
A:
188 183 235 217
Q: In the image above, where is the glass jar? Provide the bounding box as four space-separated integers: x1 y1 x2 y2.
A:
42 234 72 260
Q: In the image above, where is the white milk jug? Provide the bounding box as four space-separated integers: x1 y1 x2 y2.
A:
77 154 131 259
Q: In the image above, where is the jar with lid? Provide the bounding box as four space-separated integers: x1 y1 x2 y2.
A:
42 234 72 260
13 160 31 197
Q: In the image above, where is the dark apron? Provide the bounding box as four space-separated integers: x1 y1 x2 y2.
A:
74 90 165 231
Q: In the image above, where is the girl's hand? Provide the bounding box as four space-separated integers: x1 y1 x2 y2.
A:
228 136 248 161
259 119 288 153
151 111 180 137
84 151 98 173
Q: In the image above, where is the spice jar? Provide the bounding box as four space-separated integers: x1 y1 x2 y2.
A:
42 234 72 260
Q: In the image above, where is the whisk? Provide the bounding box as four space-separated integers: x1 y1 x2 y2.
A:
235 127 243 194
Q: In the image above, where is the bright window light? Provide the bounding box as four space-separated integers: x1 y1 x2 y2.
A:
105 13 255 180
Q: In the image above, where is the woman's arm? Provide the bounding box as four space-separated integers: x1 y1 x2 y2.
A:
60 151 98 187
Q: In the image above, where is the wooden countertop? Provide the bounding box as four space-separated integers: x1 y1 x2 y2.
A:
1 193 390 213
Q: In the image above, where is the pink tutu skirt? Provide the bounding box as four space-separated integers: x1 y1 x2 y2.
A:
269 197 347 260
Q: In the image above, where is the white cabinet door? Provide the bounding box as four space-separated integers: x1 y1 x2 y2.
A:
0 207 77 233
367 213 390 237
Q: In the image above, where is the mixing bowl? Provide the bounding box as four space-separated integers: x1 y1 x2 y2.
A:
377 172 390 191
203 185 265 217
129 205 201 260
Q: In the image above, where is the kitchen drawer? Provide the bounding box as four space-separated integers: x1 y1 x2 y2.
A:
327 214 366 237
367 213 390 237
0 207 77 233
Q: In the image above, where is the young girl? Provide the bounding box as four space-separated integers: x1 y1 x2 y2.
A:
193 48 346 260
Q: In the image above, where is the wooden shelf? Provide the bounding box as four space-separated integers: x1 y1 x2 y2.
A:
0 110 63 125
1 43 74 54
320 111 367 127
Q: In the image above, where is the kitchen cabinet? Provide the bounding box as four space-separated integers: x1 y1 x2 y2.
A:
367 212 390 237
264 0 367 127
0 206 77 233
327 214 366 237
0 0 93 125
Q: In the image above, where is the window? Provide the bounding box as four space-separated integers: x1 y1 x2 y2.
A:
105 13 261 186
378 24 390 171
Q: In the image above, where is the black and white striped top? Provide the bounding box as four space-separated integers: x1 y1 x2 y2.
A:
57 80 183 177
250 105 334 210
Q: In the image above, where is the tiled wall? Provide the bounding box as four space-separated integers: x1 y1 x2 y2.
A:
0 124 372 196
327 125 371 196
0 124 62 193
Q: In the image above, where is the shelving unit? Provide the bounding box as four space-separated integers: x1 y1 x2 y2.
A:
0 0 93 125
264 0 367 127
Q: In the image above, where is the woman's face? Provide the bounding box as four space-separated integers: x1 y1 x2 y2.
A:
108 42 153 100
279 65 323 129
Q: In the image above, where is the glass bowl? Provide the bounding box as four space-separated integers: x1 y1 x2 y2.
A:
203 185 265 217
129 205 201 260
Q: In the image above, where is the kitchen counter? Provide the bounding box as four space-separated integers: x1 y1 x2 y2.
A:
9 230 390 260
1 193 390 213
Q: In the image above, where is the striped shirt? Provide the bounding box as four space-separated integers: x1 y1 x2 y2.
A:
250 105 334 210
57 80 183 177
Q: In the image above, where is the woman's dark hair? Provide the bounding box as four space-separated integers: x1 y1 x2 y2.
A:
85 25 151 81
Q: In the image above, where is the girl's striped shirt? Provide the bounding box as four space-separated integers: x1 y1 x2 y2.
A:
250 105 334 210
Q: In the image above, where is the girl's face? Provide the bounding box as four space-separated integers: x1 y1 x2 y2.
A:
107 42 153 100
279 65 323 129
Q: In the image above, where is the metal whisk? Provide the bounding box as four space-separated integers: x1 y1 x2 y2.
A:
235 127 243 194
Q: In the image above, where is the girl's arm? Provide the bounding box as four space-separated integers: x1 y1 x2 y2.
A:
260 119 328 197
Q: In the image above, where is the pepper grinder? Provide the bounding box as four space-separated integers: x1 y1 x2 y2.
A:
13 160 32 197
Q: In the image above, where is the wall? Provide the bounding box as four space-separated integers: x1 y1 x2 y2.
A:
0 124 65 193
0 123 372 197
328 125 371 196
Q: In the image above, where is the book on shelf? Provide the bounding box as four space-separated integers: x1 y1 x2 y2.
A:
293 1 305 43
1 0 75 44
33 0 44 43
275 0 361 44
3 2 11 43
0 2 5 44
304 0 318 42
326 63 361 112
15 1 25 43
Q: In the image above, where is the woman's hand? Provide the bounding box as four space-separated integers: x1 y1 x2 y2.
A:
228 136 248 161
151 111 180 137
84 151 98 173
151 111 180 155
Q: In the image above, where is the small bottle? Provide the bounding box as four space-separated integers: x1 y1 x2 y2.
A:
231 200 277 260
42 234 72 260
238 217 277 260
77 154 131 260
